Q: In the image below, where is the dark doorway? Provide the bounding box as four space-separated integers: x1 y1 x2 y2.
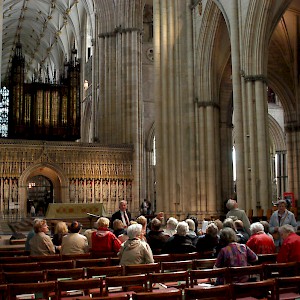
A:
27 175 53 216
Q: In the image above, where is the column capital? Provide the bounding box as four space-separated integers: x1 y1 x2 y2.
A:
241 71 268 83
99 26 143 38
195 98 220 109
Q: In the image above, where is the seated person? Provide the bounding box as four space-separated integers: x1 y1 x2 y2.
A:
163 217 178 237
136 215 148 241
246 222 275 254
52 221 68 253
146 218 169 254
186 218 198 245
91 217 122 255
260 220 273 240
119 223 154 265
223 218 247 244
277 224 300 263
234 220 250 243
162 221 196 254
196 222 219 256
29 219 55 256
112 219 125 237
61 221 89 255
25 218 41 252
214 227 257 284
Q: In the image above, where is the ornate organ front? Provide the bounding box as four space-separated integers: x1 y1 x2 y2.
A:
8 43 80 141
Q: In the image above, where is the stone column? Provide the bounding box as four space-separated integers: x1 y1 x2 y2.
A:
96 1 144 214
0 0 3 87
286 128 300 203
154 0 196 218
230 0 246 209
244 76 271 213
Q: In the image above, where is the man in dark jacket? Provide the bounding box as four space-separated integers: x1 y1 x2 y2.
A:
111 200 131 228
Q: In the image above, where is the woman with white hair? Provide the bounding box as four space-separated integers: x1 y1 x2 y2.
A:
162 221 196 254
118 223 154 265
277 224 300 263
246 222 275 254
163 217 178 237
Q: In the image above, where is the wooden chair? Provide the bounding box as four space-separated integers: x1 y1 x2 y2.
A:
104 274 148 296
153 254 172 263
132 289 182 299
257 208 264 220
248 209 253 222
45 268 85 281
76 296 130 300
7 281 57 300
39 259 74 270
61 253 91 260
189 267 230 287
0 256 31 264
161 260 193 273
185 284 232 300
255 253 277 265
109 257 121 266
228 264 264 283
1 262 41 272
90 251 118 259
30 254 61 262
197 250 215 259
170 252 199 261
86 265 124 279
0 250 28 257
0 284 7 300
75 258 110 268
232 279 275 300
148 270 189 291
192 258 217 270
275 276 300 300
124 263 160 275
3 270 45 283
57 277 103 299
263 262 298 279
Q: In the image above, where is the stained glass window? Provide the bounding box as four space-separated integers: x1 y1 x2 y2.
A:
0 86 9 137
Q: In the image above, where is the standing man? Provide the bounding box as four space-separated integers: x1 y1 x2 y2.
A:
111 200 131 228
226 199 251 235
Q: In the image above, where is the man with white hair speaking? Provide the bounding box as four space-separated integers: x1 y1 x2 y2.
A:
226 199 251 235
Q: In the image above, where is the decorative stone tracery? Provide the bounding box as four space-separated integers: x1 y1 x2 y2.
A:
0 139 133 218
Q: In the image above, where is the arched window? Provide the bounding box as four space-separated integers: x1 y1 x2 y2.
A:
0 86 9 137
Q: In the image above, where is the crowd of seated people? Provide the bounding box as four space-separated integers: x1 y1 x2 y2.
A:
23 198 300 276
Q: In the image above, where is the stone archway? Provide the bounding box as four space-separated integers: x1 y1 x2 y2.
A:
18 163 69 216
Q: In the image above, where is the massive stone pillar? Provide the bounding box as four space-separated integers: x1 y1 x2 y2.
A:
243 76 271 213
0 0 3 87
153 0 196 219
95 0 144 214
230 0 246 209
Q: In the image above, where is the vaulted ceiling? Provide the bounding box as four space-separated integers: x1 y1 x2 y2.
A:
2 0 95 84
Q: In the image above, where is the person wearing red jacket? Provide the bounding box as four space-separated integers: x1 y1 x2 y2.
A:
246 222 275 254
91 217 121 256
277 224 300 263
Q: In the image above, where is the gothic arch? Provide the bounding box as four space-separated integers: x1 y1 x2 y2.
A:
269 114 286 151
18 162 69 215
